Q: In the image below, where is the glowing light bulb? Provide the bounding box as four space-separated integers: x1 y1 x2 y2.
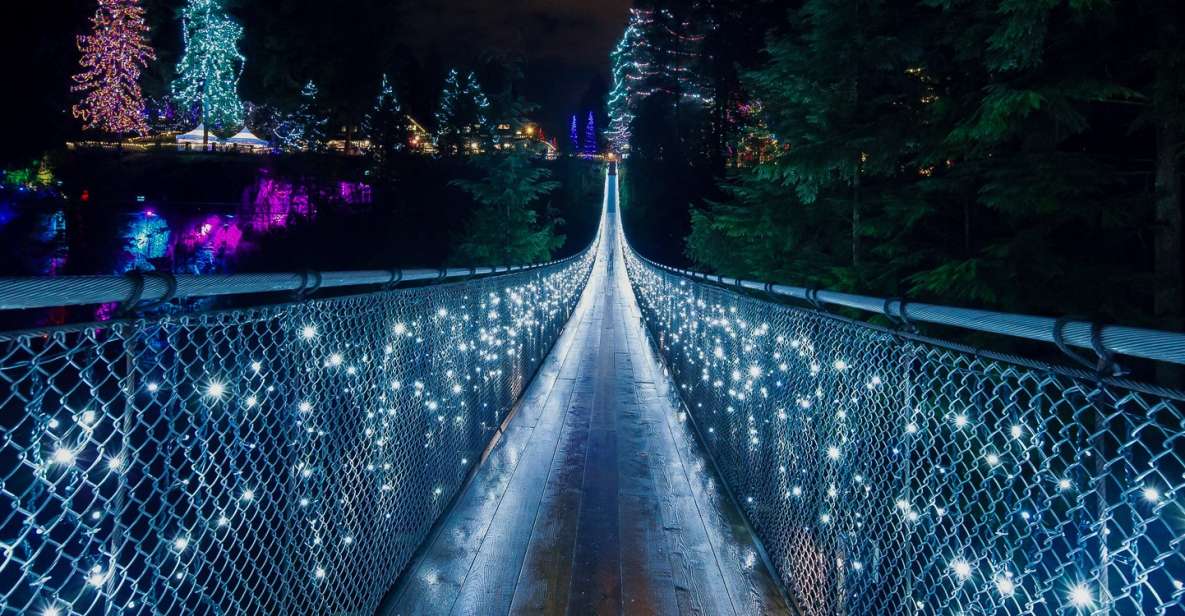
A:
833 359 848 371
299 401 312 413
951 559 972 580
52 447 75 465
1068 583 1092 607
108 456 124 471
1143 487 1160 503
315 567 326 579
206 381 225 398
173 537 189 551
80 410 97 426
995 575 1015 596
1058 478 1072 491
1010 424 1023 439
301 325 317 340
826 446 840 460
985 453 1001 466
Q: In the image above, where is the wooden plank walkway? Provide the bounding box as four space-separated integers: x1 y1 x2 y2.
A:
378 179 790 616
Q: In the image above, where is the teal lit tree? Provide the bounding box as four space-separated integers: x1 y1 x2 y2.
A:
172 0 245 141
435 69 491 155
275 81 328 152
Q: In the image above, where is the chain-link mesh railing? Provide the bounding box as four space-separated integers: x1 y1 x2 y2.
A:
624 248 1185 615
0 250 595 616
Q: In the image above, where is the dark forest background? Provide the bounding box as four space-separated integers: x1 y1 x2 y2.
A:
619 0 1184 337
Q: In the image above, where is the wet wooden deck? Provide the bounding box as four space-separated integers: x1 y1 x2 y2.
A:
378 182 790 616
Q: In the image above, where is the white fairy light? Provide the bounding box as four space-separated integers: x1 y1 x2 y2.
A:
1143 486 1160 503
1010 424 1023 439
80 410 97 426
995 575 1015 596
52 447 75 465
1068 583 1093 608
107 456 124 471
173 536 189 551
951 559 972 580
251 361 262 373
301 325 317 340
827 446 840 460
298 401 312 412
87 566 108 587
834 359 848 371
206 381 225 399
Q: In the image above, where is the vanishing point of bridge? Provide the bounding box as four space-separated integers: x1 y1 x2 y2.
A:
0 171 1183 615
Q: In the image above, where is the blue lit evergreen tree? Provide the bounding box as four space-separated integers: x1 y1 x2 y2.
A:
583 112 597 156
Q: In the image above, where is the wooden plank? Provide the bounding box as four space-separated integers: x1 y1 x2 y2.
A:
616 253 791 615
609 286 680 616
508 300 604 614
565 282 623 615
380 255 603 616
446 337 588 614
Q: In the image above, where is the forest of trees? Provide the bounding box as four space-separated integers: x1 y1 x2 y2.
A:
622 0 1184 334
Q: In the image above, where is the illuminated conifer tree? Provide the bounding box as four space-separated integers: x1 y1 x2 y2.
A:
172 0 245 140
71 0 156 136
435 69 491 155
583 112 597 155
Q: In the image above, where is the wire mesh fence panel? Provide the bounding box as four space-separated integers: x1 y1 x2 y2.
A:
0 251 594 616
624 251 1185 616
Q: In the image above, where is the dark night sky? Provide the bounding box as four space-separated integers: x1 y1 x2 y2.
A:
3 0 631 165
392 0 631 136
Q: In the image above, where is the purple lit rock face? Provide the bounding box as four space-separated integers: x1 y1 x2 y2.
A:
242 171 315 233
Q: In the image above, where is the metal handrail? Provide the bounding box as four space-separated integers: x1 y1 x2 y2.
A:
0 254 590 312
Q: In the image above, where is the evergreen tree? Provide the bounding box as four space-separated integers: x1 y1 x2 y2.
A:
450 150 564 265
434 69 491 155
688 0 1164 327
569 114 579 153
172 0 245 140
583 111 597 156
275 81 328 152
72 0 156 137
362 74 406 184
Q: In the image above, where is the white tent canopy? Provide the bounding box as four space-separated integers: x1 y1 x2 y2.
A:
176 125 219 143
225 129 269 148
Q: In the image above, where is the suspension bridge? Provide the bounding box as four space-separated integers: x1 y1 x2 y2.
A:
0 170 1182 615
